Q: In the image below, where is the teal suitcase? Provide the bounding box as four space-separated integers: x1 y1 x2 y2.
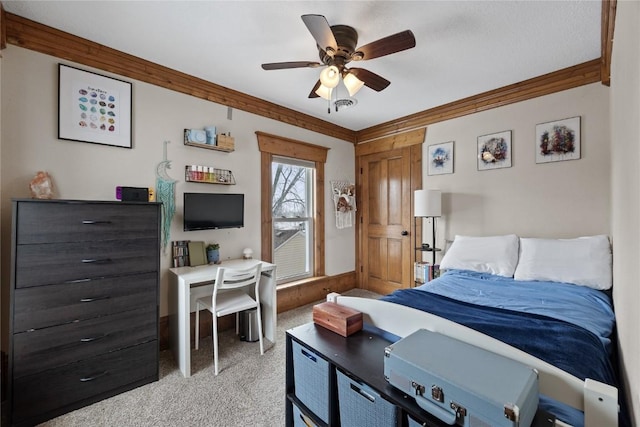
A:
384 329 539 427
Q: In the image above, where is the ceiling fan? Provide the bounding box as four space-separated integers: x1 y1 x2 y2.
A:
261 14 416 110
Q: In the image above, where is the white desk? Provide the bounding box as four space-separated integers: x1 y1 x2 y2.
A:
168 259 276 378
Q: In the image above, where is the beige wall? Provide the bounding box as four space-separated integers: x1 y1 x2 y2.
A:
422 83 611 253
610 0 640 424
0 46 356 332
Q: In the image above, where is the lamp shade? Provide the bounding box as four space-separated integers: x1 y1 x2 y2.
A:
315 84 332 100
414 189 441 217
319 65 340 89
343 72 365 96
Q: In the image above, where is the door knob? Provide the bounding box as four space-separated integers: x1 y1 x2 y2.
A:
401 230 408 236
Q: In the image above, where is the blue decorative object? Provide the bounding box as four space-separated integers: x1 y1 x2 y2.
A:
207 249 220 264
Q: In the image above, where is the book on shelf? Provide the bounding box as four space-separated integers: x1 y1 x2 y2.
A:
172 240 190 268
414 262 440 283
429 264 441 281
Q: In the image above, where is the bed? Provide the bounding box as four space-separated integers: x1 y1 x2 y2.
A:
329 234 628 427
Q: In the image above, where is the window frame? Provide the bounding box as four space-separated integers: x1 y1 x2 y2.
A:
272 156 315 281
257 132 328 282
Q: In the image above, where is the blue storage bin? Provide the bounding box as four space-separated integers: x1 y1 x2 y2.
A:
337 369 398 427
292 401 319 427
292 340 329 423
407 415 423 427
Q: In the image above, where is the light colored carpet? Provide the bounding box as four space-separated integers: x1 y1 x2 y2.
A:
39 288 380 426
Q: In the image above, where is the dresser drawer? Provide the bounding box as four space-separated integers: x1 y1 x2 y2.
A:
12 341 158 424
13 306 157 378
15 238 158 288
13 272 157 332
15 201 159 244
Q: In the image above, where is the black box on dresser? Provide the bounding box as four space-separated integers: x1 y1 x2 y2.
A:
8 199 161 427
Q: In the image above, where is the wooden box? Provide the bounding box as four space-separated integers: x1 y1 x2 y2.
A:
313 302 363 337
217 134 235 151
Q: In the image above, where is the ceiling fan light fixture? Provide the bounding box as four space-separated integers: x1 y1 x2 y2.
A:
315 84 332 100
319 65 340 89
343 73 365 96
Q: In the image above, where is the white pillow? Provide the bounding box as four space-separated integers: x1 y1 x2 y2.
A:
439 234 519 277
513 235 612 290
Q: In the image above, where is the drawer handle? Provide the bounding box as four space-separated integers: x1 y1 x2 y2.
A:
300 348 317 363
80 334 108 343
80 371 108 382
82 220 112 225
81 258 112 264
350 383 376 402
80 295 111 303
66 278 92 284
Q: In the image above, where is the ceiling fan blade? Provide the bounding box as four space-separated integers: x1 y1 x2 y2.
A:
261 61 322 70
355 30 416 61
348 68 390 92
308 80 321 98
301 14 338 52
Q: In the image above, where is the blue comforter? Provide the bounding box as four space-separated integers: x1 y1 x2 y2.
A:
380 270 622 426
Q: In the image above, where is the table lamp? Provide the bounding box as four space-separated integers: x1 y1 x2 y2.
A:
414 189 442 265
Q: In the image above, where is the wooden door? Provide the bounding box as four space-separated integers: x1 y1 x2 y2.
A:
359 147 413 294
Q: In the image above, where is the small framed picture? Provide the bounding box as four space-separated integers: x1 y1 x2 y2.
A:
58 64 133 149
477 130 512 171
427 141 454 175
535 116 581 163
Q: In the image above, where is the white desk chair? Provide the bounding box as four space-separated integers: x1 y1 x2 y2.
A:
194 263 264 375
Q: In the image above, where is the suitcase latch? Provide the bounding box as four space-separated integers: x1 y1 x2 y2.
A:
411 381 425 396
450 402 467 425
431 385 444 402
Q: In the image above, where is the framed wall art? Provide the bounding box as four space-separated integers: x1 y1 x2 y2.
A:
427 141 454 175
58 64 132 148
535 116 581 163
477 130 512 171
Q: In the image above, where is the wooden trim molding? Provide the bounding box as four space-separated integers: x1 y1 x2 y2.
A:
256 131 329 163
256 132 328 276
260 151 274 263
4 12 357 143
0 4 6 51
355 128 426 156
355 60 602 143
601 0 617 87
276 271 356 313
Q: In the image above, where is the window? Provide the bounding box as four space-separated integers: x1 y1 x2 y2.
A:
272 157 314 281
256 132 328 285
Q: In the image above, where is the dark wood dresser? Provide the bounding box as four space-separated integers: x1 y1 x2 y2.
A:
8 199 161 426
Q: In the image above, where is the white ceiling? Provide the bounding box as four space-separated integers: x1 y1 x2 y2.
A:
3 1 602 132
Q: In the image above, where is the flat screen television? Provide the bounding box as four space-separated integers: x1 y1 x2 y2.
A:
183 192 244 231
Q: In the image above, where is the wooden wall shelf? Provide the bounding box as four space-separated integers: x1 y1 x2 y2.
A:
184 130 235 152
184 141 233 153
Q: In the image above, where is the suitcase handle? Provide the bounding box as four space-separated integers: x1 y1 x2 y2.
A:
415 395 457 425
